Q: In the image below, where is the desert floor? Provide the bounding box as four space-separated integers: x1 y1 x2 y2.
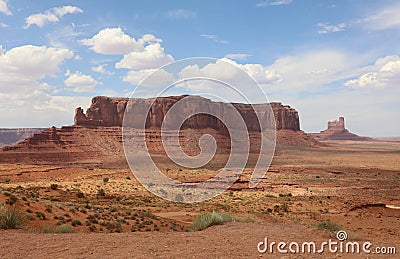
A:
0 140 399 258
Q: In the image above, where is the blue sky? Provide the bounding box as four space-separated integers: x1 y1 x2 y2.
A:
0 0 399 136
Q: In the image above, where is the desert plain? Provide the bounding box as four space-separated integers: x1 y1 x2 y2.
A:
0 137 399 258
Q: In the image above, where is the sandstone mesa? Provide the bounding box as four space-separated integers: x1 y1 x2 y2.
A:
0 95 319 165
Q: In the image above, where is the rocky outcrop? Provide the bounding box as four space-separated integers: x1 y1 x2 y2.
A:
328 117 345 131
74 96 300 131
312 117 371 141
0 128 45 148
74 97 127 127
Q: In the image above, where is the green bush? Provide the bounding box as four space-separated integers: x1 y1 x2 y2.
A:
0 203 27 229
189 211 238 231
35 211 46 220
72 219 82 226
317 220 341 233
88 225 96 232
42 224 73 234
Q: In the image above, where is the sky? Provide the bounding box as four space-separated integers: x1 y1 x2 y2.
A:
0 0 399 137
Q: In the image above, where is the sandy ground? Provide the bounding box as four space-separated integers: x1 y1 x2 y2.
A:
1 222 396 259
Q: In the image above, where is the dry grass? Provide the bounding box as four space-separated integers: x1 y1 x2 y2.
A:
189 211 252 231
41 224 73 234
0 203 27 229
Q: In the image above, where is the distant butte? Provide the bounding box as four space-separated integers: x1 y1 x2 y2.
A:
312 117 371 141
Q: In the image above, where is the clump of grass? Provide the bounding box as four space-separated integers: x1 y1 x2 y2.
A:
41 224 73 234
0 203 27 229
76 191 85 198
317 220 341 233
35 211 46 220
72 219 82 226
189 211 240 231
97 188 106 197
6 194 18 206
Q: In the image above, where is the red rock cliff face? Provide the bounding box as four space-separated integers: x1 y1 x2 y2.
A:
269 103 300 131
74 97 127 127
74 96 301 131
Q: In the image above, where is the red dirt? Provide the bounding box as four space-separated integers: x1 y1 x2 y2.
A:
1 222 396 258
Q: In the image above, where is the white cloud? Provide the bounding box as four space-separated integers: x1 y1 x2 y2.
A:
317 23 346 34
0 22 7 27
0 45 77 127
64 70 98 92
52 6 82 17
25 6 83 28
0 0 11 16
263 50 365 91
32 95 82 111
0 45 74 81
166 9 196 19
224 53 251 60
200 34 217 40
256 0 293 7
91 64 114 75
314 3 400 35
242 63 282 84
345 73 378 88
120 58 280 102
115 43 174 70
80 27 143 55
362 3 400 30
138 34 163 45
173 58 281 94
0 94 92 127
46 24 85 48
122 69 176 87
345 56 400 88
200 34 229 44
197 58 281 85
83 28 174 80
